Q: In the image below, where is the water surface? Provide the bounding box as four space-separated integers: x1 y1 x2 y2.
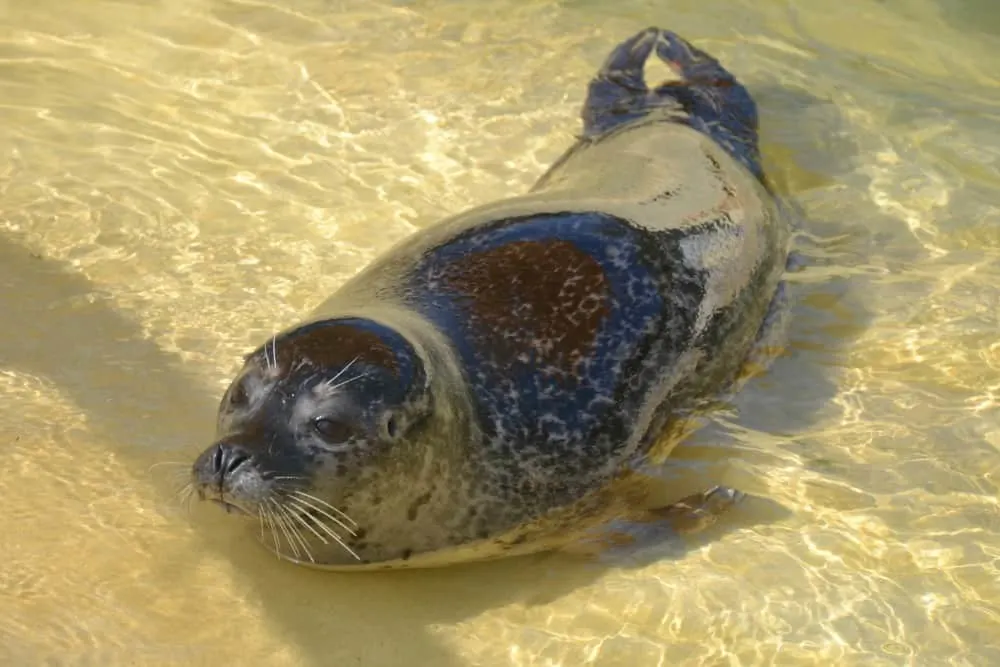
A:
1 0 999 665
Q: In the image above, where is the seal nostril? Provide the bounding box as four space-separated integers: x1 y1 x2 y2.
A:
212 443 225 474
224 451 251 477
208 443 252 481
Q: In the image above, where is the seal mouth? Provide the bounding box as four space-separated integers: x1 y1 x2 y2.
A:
212 499 252 516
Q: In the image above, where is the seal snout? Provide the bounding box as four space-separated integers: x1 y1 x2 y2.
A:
193 441 252 489
209 441 252 484
191 440 263 511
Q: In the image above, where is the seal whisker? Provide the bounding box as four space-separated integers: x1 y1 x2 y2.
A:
275 503 315 563
260 506 283 560
285 498 362 561
262 334 274 371
151 461 196 502
286 494 357 537
270 504 299 559
176 483 196 513
168 482 195 515
282 502 330 545
322 373 365 393
268 499 301 560
319 359 368 395
171 481 189 500
268 334 279 371
148 460 189 473
324 355 359 387
267 509 285 559
281 505 339 565
289 490 359 531
172 472 195 496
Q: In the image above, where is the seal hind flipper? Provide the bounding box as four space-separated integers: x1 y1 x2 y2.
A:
561 486 748 563
653 31 764 183
581 27 661 137
582 28 764 184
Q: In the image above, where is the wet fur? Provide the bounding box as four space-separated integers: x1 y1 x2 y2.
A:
192 28 792 569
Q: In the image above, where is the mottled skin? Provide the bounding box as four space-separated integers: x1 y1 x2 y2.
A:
190 28 792 570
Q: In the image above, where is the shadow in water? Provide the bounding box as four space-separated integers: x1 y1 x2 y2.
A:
0 235 790 666
625 81 880 548
696 82 879 482
0 237 464 665
934 0 1000 37
0 82 874 666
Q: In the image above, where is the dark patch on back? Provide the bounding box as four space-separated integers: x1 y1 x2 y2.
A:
437 238 610 377
408 212 685 506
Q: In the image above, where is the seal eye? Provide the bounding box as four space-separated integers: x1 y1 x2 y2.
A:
312 418 354 444
230 382 249 407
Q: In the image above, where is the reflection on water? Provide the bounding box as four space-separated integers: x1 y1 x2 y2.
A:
1 0 998 664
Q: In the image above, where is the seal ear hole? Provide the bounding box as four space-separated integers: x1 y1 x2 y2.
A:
382 413 402 440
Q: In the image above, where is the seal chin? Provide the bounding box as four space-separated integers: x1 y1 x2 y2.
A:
211 499 253 516
193 478 261 517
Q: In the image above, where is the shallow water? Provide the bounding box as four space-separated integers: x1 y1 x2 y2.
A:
1 0 998 665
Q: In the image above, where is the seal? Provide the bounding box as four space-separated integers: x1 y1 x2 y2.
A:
189 27 792 570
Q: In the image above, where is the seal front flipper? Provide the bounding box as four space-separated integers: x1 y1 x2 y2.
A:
561 486 748 564
736 280 793 384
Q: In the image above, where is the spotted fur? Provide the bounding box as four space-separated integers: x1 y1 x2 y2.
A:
190 27 792 569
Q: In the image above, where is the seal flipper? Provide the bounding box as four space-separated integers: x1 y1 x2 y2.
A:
654 31 764 183
582 28 765 184
736 279 792 384
561 486 747 563
581 27 661 138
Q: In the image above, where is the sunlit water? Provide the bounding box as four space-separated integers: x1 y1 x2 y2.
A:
1 0 998 665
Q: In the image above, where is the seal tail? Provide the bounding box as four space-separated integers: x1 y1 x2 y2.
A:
582 28 765 183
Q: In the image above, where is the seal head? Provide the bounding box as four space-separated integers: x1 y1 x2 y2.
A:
191 317 433 564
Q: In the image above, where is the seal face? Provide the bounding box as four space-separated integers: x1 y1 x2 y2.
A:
192 318 435 563
190 27 792 569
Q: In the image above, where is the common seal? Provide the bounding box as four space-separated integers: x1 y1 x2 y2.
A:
190 27 792 570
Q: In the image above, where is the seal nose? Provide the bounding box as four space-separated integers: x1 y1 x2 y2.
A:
195 441 253 490
211 442 251 481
